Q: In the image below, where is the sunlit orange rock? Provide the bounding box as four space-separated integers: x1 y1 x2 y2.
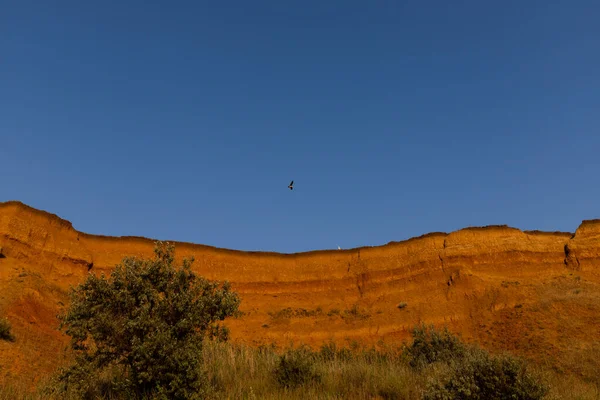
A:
1 201 599 389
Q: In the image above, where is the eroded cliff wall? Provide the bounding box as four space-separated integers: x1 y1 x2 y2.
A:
1 201 599 387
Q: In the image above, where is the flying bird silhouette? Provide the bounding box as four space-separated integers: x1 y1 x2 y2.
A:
288 180 294 190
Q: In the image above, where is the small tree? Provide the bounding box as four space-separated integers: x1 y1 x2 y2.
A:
405 324 466 368
54 242 241 399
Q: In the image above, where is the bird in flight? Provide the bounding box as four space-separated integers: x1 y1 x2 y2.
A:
288 180 294 190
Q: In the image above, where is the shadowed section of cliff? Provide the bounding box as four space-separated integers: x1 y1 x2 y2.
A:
1 200 599 389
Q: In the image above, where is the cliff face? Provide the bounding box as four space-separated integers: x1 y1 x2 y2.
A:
1 201 599 388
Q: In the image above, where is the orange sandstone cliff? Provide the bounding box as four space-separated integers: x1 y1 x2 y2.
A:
1 201 599 388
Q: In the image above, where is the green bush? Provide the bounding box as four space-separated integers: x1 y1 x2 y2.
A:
327 308 341 316
405 324 466 368
268 307 322 319
274 346 321 388
341 304 370 321
51 241 241 400
0 318 15 342
424 348 548 400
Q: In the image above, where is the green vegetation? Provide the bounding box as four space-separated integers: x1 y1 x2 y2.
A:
340 304 370 321
202 339 423 399
268 304 370 321
0 317 15 342
4 327 598 399
274 346 321 388
47 242 240 400
424 349 548 399
268 307 323 319
38 325 549 399
405 323 467 368
327 307 341 316
407 325 547 399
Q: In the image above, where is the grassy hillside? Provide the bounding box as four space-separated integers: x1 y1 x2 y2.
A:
1 324 598 399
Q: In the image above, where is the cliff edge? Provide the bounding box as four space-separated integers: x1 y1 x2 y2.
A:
1 201 599 388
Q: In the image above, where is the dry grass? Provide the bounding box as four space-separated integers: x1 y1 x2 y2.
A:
1 339 599 399
202 340 428 399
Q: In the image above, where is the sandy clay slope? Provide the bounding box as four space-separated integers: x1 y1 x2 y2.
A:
1 200 600 389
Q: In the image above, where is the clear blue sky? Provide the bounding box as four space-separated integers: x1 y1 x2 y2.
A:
2 1 599 253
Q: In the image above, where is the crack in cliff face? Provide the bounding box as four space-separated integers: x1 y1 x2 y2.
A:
356 272 368 298
564 243 581 270
439 238 448 277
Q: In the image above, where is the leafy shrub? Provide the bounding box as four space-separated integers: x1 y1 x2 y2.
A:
424 348 548 400
327 308 341 316
342 304 370 320
274 346 321 388
0 318 15 342
405 324 466 368
51 242 241 400
268 307 323 319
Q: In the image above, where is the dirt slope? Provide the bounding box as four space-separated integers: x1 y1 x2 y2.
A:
1 201 599 389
